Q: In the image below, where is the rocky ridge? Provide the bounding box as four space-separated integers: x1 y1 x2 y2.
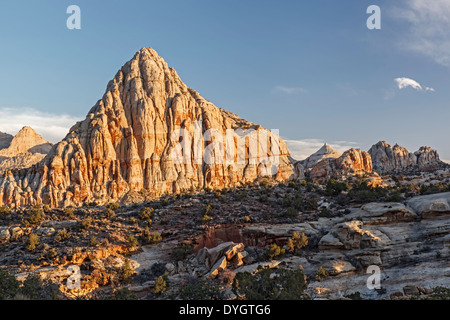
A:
368 141 443 174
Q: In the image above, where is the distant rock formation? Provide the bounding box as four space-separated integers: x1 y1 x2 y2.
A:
309 148 373 181
368 141 444 173
0 127 52 173
0 48 294 208
300 143 342 170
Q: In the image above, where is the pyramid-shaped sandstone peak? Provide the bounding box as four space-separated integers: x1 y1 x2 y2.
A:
0 47 295 208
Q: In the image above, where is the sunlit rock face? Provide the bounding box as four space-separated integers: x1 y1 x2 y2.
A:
0 127 52 174
368 141 443 173
0 47 294 208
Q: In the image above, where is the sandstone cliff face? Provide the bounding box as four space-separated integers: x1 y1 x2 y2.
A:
0 127 52 173
0 48 294 208
369 141 444 173
309 148 372 181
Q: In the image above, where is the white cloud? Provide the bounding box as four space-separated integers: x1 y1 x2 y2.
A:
273 86 306 94
391 0 450 67
0 108 82 143
394 77 435 92
284 138 359 161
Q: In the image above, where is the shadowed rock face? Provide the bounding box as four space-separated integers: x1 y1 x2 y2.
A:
0 47 294 208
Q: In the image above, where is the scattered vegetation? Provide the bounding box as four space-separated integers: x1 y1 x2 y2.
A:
286 232 308 254
265 243 285 260
232 267 307 300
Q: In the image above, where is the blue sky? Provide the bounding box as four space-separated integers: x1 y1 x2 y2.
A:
0 0 449 161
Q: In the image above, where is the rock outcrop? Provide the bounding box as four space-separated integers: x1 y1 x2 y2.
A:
0 127 52 173
309 148 373 181
0 47 294 208
300 143 341 170
368 141 444 173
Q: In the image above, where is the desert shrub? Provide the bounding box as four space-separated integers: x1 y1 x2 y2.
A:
121 258 134 282
23 207 44 226
387 191 404 202
345 292 363 300
325 180 349 196
90 236 98 247
108 287 137 300
0 206 10 218
126 235 138 249
141 228 162 245
64 208 75 218
283 207 298 219
287 232 308 253
172 243 194 261
348 181 388 203
0 269 20 299
315 266 329 281
318 207 332 218
154 276 167 294
26 233 40 251
178 278 223 300
428 287 450 300
304 195 319 210
201 214 211 225
106 202 120 211
54 228 71 242
265 243 285 260
232 267 307 300
140 207 154 221
17 272 58 300
80 217 93 231
237 191 247 200
105 209 116 219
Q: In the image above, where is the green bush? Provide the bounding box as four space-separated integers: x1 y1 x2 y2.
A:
233 267 307 300
265 244 285 260
0 206 10 218
154 276 167 294
23 207 44 226
140 207 154 221
283 207 298 219
26 233 40 252
287 232 308 253
172 243 194 261
315 266 329 281
348 181 388 203
141 228 162 245
126 235 138 249
178 279 223 300
0 270 59 300
108 287 137 300
54 228 71 242
80 217 93 231
0 269 20 299
106 202 120 211
325 180 349 196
